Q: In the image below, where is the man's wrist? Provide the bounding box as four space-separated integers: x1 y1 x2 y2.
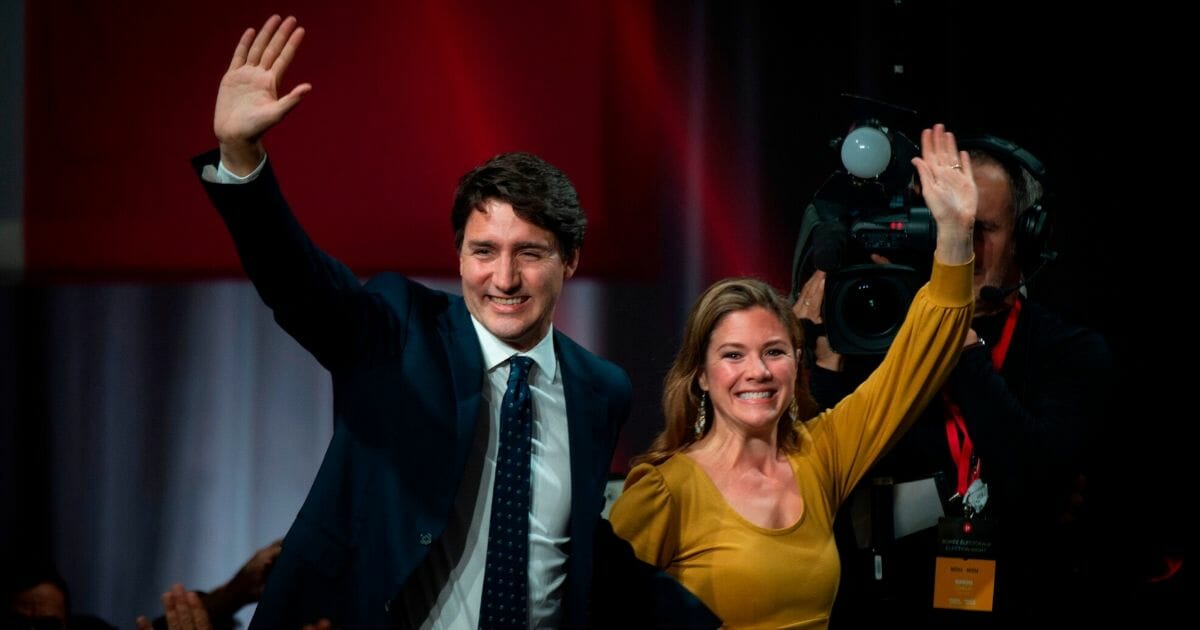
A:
217 140 266 178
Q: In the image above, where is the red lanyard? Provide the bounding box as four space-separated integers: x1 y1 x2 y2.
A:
943 299 1022 496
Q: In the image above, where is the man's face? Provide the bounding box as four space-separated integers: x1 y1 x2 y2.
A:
459 199 578 351
972 161 1021 315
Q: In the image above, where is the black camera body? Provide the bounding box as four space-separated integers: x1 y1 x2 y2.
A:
824 263 923 356
794 98 1055 357
847 206 936 263
789 102 936 356
829 204 936 355
792 195 936 356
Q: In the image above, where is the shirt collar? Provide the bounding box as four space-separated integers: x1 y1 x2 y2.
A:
469 315 559 383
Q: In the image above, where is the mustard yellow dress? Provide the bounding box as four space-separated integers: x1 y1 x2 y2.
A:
609 259 974 629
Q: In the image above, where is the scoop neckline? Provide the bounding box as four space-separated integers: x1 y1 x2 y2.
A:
675 451 806 535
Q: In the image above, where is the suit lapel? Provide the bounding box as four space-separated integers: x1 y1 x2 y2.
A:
556 333 610 520
438 300 485 461
556 332 613 625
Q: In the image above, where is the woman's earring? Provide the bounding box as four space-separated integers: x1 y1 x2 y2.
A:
789 397 800 422
694 392 709 439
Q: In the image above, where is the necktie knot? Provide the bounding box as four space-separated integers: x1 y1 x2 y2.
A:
507 355 534 388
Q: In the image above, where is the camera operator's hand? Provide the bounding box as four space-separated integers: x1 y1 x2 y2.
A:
793 271 844 372
793 270 824 324
911 124 976 265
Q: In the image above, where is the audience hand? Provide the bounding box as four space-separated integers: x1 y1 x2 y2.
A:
205 539 283 616
136 584 212 630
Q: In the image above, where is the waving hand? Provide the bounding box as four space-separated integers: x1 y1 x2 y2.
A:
912 123 976 265
214 15 312 175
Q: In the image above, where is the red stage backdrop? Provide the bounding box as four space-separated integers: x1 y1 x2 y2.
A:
25 1 679 280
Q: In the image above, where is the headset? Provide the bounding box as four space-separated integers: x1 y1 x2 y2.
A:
957 134 1055 278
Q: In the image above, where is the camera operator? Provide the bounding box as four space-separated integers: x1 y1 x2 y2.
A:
794 136 1114 628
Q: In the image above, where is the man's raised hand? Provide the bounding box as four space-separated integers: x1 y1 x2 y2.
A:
214 15 312 175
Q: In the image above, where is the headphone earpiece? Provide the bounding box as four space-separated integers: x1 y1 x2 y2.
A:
1015 197 1051 274
959 134 1053 276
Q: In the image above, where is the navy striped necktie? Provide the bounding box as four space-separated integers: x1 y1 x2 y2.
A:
480 355 535 629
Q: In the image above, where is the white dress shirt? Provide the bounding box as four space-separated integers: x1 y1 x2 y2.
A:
398 319 572 629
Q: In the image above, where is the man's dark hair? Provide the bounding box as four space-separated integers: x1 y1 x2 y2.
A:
2 557 71 611
452 152 586 259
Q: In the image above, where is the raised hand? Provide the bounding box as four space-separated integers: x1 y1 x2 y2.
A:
136 584 214 630
214 15 312 175
911 124 976 264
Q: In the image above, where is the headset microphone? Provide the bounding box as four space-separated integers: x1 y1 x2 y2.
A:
979 251 1057 304
979 283 1020 304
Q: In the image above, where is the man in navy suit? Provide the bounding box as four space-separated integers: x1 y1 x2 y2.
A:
193 14 715 630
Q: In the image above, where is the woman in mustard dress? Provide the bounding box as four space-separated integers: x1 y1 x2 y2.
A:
609 124 979 629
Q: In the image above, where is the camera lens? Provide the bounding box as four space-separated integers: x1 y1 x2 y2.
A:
823 264 921 355
842 279 904 336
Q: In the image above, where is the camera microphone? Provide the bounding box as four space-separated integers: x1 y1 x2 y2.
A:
979 251 1057 304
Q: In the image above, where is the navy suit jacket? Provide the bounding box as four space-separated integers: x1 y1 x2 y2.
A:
193 152 640 629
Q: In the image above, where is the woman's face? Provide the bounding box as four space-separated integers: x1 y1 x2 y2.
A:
698 306 798 438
